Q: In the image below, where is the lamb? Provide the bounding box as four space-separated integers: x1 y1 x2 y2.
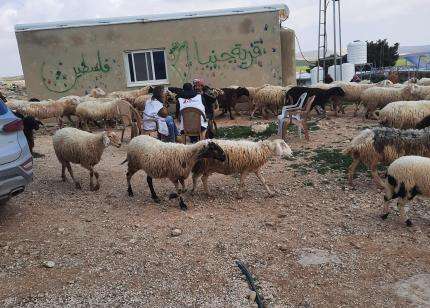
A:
52 127 121 191
344 127 430 187
250 85 291 118
380 155 430 226
123 135 226 210
375 100 430 129
191 138 292 198
359 84 418 118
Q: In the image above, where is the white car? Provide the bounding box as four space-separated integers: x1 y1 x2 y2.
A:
0 99 33 205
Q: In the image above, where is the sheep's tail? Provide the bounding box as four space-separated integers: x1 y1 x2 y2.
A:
120 158 128 165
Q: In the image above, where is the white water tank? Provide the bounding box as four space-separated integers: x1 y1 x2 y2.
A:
328 63 355 82
310 66 323 85
347 40 367 64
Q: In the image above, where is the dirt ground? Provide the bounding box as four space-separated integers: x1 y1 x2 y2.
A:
1 107 430 307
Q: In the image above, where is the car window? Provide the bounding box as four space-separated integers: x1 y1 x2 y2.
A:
0 99 8 115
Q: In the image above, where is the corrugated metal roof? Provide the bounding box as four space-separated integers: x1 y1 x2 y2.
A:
15 4 289 32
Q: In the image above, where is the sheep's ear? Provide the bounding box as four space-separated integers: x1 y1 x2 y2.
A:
103 133 110 146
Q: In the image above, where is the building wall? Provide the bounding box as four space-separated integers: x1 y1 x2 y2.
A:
16 11 288 99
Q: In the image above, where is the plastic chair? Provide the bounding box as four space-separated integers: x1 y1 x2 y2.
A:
278 93 307 138
280 95 316 141
180 107 207 144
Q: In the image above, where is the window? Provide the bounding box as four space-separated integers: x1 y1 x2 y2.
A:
124 49 168 87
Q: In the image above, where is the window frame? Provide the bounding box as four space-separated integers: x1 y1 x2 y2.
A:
123 48 168 88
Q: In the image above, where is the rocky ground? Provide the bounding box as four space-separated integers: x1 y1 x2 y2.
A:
1 106 430 307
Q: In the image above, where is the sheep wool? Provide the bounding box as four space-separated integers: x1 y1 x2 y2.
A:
376 100 430 129
344 127 430 187
413 85 430 100
252 85 292 116
360 84 418 116
381 155 430 226
126 135 211 180
53 127 108 167
109 86 151 103
418 78 430 86
192 138 292 197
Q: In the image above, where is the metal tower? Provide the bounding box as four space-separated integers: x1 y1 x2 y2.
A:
317 0 342 82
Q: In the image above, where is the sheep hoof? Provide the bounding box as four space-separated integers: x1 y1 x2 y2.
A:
152 196 161 203
268 192 276 198
236 194 243 200
91 184 100 191
75 182 82 189
128 187 134 197
169 193 179 199
405 219 413 227
179 198 188 211
62 176 67 182
380 213 389 220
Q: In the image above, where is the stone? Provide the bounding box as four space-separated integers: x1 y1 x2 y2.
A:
248 291 257 303
297 248 341 266
42 261 55 268
171 229 182 237
394 274 430 306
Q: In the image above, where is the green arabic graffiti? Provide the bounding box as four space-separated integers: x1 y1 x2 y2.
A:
195 38 266 69
168 41 192 83
41 50 112 93
167 39 266 82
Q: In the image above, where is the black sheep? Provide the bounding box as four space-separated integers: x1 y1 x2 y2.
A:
217 87 249 120
12 111 43 157
285 86 345 114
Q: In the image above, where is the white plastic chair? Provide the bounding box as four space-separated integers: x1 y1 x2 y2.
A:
278 93 308 138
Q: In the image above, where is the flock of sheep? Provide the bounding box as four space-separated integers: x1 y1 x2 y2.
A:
4 76 430 226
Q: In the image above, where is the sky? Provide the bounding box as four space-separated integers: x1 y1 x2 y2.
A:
1 0 429 77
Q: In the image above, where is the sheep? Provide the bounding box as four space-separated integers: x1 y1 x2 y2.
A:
359 84 418 118
55 95 80 126
131 94 152 111
89 87 106 98
375 100 430 129
250 85 291 118
217 87 250 119
52 127 121 191
413 85 430 100
380 155 430 226
377 80 393 86
75 98 142 141
123 135 226 210
284 86 345 115
12 111 43 157
418 78 430 86
191 138 292 198
109 86 152 104
344 127 430 187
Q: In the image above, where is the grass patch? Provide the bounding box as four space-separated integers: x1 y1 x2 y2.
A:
215 122 279 140
287 147 386 177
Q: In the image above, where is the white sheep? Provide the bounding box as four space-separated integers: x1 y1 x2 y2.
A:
344 127 430 187
417 78 430 86
75 98 142 141
359 84 418 118
123 135 226 210
380 155 430 226
191 138 292 198
52 127 121 191
250 85 292 118
413 85 430 100
375 100 430 129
